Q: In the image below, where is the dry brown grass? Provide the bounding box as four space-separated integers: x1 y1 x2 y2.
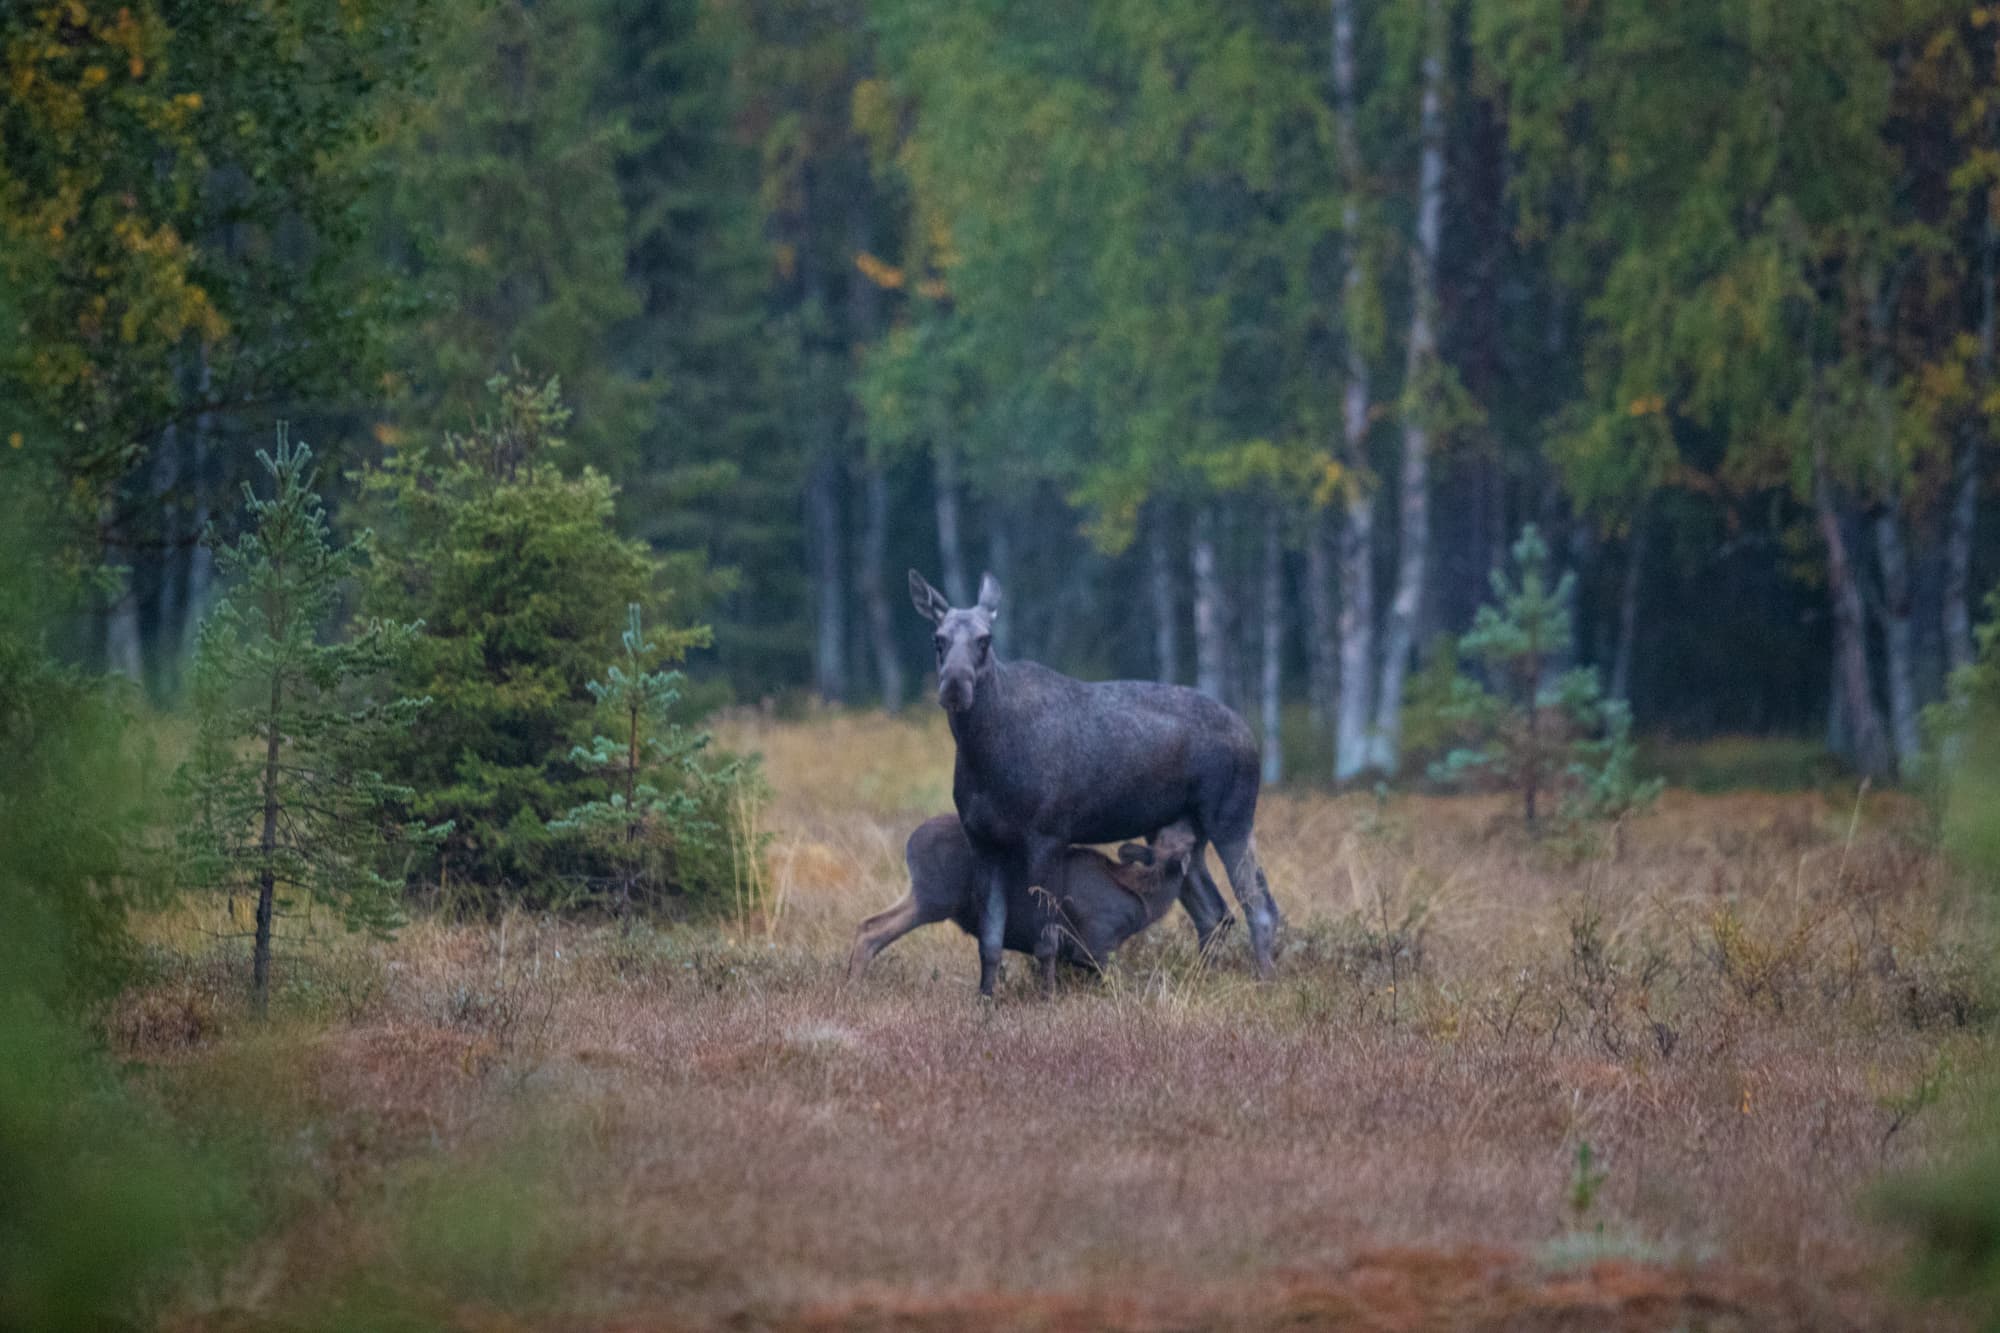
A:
123 710 1991 1330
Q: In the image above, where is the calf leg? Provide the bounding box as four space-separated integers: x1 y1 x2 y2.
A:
1035 922 1062 996
1022 835 1069 1001
1211 831 1279 980
847 895 947 981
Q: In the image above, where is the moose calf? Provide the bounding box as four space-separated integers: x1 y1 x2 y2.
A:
847 815 1203 993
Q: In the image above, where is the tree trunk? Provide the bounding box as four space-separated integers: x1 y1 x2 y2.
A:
986 511 1014 660
1610 509 1648 704
1946 424 1982 678
1947 206 1992 677
1331 0 1375 784
808 449 847 703
1192 504 1226 700
1874 504 1920 768
932 438 969 607
181 351 217 665
101 500 144 685
1148 501 1182 684
859 462 904 713
1260 517 1284 785
1368 0 1446 777
1868 276 1919 769
1524 647 1542 828
1305 510 1338 733
254 667 283 1018
152 421 183 701
1814 445 1893 782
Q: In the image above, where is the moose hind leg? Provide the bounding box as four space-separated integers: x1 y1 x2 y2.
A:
1211 832 1279 979
1178 850 1234 957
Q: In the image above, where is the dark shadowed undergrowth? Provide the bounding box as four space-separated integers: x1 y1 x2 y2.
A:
112 713 1987 1330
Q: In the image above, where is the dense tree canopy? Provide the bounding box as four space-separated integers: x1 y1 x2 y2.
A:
2 0 1997 784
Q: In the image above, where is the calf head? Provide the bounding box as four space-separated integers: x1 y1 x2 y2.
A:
1115 819 1199 893
909 569 1001 713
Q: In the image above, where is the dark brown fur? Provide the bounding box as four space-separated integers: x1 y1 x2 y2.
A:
847 815 1201 991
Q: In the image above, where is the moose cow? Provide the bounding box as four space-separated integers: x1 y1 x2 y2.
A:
909 570 1283 996
847 814 1200 990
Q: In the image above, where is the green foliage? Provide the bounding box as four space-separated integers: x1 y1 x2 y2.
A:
356 372 719 901
1879 593 2000 1324
596 0 804 693
552 605 767 913
0 476 156 1007
1398 634 1465 782
175 435 439 1009
380 0 647 477
0 919 227 1333
0 0 431 506
1430 526 1661 826
0 481 231 1331
868 0 1334 540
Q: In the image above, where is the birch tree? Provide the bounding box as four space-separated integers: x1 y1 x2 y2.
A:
1367 0 1448 776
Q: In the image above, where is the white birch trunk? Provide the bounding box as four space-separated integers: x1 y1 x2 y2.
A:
1367 0 1445 776
1610 510 1647 704
1305 511 1338 732
1331 0 1375 783
1814 444 1893 781
1148 502 1182 684
1946 426 1981 678
104 579 145 685
1192 505 1226 700
1947 207 1992 677
1874 504 1920 769
1869 278 1919 769
1260 518 1284 785
986 514 1014 660
858 463 903 713
809 448 847 703
102 497 143 685
932 436 969 607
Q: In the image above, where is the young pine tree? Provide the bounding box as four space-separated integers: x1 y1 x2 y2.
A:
1431 525 1659 827
177 435 438 1015
354 372 722 899
551 604 760 915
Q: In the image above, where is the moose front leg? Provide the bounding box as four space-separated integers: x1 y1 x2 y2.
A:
975 857 1009 997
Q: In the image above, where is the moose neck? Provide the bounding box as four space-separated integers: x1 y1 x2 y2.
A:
945 658 1013 762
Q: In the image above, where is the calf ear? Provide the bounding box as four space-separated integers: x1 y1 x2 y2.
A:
976 572 1002 618
1117 843 1156 866
908 570 950 624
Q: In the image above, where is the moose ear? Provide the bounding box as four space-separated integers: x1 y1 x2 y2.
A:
908 570 949 625
976 572 1002 618
1117 843 1156 866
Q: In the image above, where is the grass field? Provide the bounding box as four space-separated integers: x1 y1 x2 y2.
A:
119 712 1992 1330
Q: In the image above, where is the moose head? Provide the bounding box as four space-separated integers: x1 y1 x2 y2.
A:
908 570 1000 713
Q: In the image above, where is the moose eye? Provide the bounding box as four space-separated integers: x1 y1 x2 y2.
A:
975 635 991 654
934 635 948 655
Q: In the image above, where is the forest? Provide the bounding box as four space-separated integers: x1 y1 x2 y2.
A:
5 0 1997 781
7 1 2000 1329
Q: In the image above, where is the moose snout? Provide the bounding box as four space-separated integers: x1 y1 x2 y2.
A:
937 671 976 712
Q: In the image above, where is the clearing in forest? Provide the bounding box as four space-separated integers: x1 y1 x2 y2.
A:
120 713 1983 1330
